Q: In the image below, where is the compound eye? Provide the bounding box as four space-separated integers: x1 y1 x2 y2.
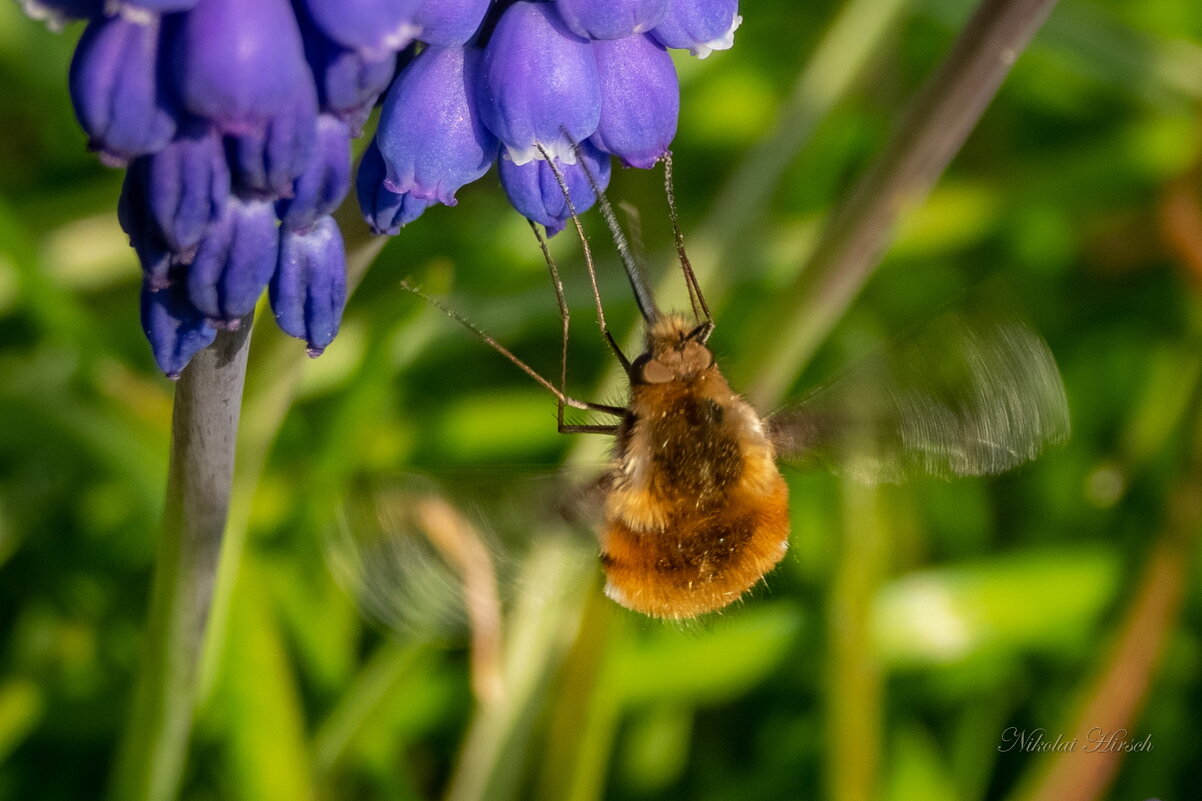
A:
680 341 715 372
641 358 676 384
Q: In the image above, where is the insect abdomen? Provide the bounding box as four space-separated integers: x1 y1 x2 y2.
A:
600 474 789 619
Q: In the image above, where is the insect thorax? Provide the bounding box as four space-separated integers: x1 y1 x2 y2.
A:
617 367 757 511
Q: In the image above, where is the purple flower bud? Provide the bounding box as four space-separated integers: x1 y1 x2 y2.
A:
175 0 315 135
141 281 217 379
19 0 103 27
413 0 490 47
376 45 497 205
119 167 173 289
133 127 230 255
479 1 600 165
271 216 347 354
225 84 319 198
591 34 677 168
300 0 420 58
356 139 435 235
277 115 351 232
68 14 177 165
498 141 611 236
651 0 741 58
186 197 280 324
296 6 397 130
556 0 668 41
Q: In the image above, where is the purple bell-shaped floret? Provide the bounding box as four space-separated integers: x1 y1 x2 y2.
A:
132 127 230 256
69 13 177 165
175 0 315 135
277 114 351 232
412 0 490 46
118 167 173 290
376 45 498 206
296 6 398 131
141 281 218 379
271 215 348 354
591 33 678 168
651 0 741 58
498 140 612 236
556 0 668 41
186 196 280 325
478 1 601 165
300 0 420 58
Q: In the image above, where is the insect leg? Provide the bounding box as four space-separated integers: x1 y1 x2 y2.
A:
528 220 628 432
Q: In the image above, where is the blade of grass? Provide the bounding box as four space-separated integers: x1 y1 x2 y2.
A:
210 555 317 801
444 538 593 801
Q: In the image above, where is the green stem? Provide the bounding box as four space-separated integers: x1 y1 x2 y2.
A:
744 0 1061 408
109 319 253 801
827 480 887 801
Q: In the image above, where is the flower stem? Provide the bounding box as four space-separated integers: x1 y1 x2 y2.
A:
109 319 254 801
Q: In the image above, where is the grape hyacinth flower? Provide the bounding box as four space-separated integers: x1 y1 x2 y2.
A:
376 45 498 206
365 0 739 238
592 33 679 168
356 139 437 236
556 0 668 41
478 1 601 166
651 0 742 58
498 141 613 236
272 216 348 356
38 0 741 376
68 13 177 165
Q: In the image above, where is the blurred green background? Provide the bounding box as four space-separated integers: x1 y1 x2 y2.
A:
1 1 1201 800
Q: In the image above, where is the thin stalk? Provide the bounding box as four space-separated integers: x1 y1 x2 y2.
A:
745 0 1061 409
109 318 253 801
827 479 887 801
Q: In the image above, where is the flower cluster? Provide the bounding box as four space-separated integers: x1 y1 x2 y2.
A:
31 0 741 377
362 0 742 237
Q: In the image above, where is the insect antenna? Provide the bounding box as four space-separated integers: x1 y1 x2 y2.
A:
662 152 713 341
399 279 623 429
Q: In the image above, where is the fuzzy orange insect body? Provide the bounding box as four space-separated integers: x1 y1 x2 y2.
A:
600 315 790 619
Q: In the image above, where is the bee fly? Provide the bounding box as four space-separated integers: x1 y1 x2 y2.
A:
405 148 1069 620
581 161 791 620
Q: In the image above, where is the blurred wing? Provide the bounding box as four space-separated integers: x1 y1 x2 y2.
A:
328 475 487 638
767 316 1070 483
325 470 602 639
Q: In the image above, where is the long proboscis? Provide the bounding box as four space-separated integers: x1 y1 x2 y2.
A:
560 135 660 325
